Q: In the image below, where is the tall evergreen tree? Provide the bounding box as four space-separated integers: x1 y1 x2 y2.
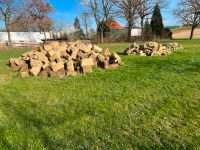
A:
73 17 85 40
144 18 152 40
74 17 81 31
150 4 164 39
144 18 151 34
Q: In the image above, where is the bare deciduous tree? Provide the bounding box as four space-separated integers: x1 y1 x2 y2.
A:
115 0 142 42
9 13 38 32
0 0 23 46
80 0 116 43
24 0 54 41
81 12 91 39
51 19 67 32
175 0 200 39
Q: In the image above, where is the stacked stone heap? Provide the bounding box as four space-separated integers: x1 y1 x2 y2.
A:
9 41 123 78
124 42 183 56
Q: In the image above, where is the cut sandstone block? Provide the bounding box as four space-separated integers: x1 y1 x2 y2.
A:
80 44 92 53
50 71 60 78
97 54 106 62
30 59 43 67
39 70 49 77
30 66 41 76
110 63 119 69
43 44 53 51
101 61 110 69
71 48 79 59
48 50 56 57
67 71 78 77
93 45 102 52
39 67 51 77
50 62 64 72
102 48 110 58
50 51 60 62
55 45 67 52
112 52 121 60
20 63 29 72
50 69 65 78
78 51 87 59
14 59 25 66
20 71 29 78
42 63 49 69
58 68 66 78
81 58 94 67
12 63 22 72
66 60 74 71
49 41 59 48
35 52 48 63
9 58 18 66
82 66 93 73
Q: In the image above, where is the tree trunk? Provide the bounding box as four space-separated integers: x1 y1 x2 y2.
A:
7 30 12 47
141 17 144 40
100 28 104 43
127 22 133 42
5 21 12 47
43 29 47 42
85 24 89 39
190 26 195 39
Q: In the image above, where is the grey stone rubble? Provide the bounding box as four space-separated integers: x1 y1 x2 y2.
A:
9 41 123 78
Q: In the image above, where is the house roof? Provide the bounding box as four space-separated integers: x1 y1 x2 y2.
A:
105 20 124 30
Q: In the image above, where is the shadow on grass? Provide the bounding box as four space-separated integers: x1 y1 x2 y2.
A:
1 99 68 149
0 127 12 149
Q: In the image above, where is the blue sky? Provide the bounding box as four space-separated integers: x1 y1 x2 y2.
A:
0 0 180 29
50 0 180 29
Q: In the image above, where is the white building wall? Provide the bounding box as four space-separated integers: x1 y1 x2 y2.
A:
0 32 50 43
131 29 142 37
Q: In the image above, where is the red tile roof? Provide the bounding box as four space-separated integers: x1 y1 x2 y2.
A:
105 20 124 30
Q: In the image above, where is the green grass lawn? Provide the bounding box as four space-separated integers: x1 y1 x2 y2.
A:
0 40 200 149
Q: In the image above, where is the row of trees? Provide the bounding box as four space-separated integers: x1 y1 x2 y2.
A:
81 0 200 42
0 0 54 46
80 0 168 42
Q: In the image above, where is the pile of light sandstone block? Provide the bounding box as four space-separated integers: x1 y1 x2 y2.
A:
124 42 183 56
9 41 123 78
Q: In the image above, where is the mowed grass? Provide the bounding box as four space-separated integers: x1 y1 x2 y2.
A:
0 40 200 149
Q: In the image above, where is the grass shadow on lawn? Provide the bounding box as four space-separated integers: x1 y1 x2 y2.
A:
1 98 69 149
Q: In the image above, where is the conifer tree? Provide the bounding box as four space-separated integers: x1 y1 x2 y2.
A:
144 18 152 40
74 17 85 40
150 4 164 39
144 18 151 34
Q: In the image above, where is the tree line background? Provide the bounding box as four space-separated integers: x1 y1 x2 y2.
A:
0 0 199 46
